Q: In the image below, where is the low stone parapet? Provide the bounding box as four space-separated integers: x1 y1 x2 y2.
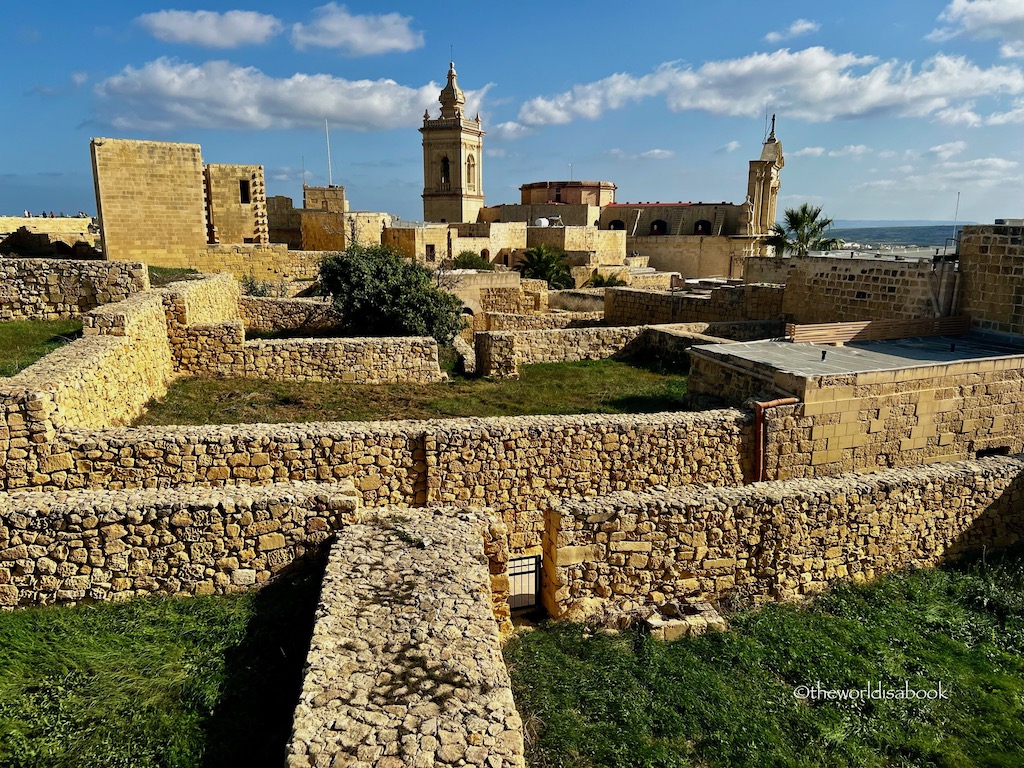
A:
286 508 524 767
0 257 148 320
0 480 361 607
239 295 337 333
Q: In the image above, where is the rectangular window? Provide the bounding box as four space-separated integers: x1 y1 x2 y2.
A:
239 179 251 204
425 244 436 262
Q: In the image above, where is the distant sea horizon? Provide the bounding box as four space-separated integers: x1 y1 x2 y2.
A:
828 224 965 249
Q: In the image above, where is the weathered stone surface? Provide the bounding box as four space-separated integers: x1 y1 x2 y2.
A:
286 509 524 768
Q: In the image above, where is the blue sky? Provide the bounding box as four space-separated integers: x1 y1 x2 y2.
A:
4 1 1024 224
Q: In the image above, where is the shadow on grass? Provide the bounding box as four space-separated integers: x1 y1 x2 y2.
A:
200 548 329 768
604 392 689 413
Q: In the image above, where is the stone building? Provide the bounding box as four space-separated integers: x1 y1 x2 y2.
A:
420 62 485 223
267 185 390 252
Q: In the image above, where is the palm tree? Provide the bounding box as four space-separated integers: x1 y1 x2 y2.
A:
514 244 574 289
766 203 842 257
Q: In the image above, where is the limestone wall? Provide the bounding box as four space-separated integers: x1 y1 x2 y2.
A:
205 164 267 245
604 285 784 326
759 355 1024 480
286 509 524 768
778 256 952 323
0 258 148 320
91 138 209 263
959 224 1024 334
239 296 337 332
543 456 1024 618
630 235 742 279
189 244 321 283
475 326 648 377
0 481 360 607
19 410 753 552
0 217 93 237
743 256 792 284
483 311 603 331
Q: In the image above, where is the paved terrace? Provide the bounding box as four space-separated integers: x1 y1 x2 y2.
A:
691 333 1024 378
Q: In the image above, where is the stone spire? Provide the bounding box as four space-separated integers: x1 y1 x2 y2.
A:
760 113 783 165
438 61 465 119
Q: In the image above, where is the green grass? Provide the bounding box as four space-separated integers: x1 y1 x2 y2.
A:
0 558 324 768
135 357 688 425
0 320 82 377
148 266 201 287
504 549 1024 767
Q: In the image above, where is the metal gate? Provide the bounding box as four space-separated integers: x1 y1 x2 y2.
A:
508 556 540 612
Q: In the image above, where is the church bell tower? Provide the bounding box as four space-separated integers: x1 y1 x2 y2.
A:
420 62 485 223
746 115 784 237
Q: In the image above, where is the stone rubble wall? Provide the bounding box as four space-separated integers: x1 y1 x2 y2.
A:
604 284 785 326
0 257 148 320
474 321 762 378
544 455 1024 619
239 296 337 332
0 480 361 607
16 409 754 553
286 508 524 768
483 310 604 331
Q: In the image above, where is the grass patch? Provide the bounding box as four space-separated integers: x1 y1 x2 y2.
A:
148 266 201 287
0 320 82 377
0 559 324 768
135 357 688 425
505 548 1024 767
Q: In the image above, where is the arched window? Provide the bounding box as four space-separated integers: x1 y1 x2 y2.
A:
466 155 476 191
609 219 626 230
481 248 490 261
694 220 712 235
440 156 450 188
650 220 668 236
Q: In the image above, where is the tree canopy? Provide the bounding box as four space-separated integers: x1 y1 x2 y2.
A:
451 250 495 271
514 244 574 289
766 203 842 257
319 244 465 345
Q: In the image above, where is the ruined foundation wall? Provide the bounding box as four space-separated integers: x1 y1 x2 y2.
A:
239 296 336 332
544 456 1024 619
0 258 148 320
0 481 360 607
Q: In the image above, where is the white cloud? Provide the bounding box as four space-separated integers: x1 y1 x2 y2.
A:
485 148 507 158
928 140 967 159
70 71 88 86
857 155 1020 193
935 103 984 125
716 140 741 154
1002 41 1024 57
877 150 898 158
93 58 489 131
765 19 819 43
514 48 1024 128
135 10 282 48
828 144 872 157
490 121 533 140
988 97 1024 122
792 146 825 157
928 0 1024 54
640 148 675 159
291 3 423 55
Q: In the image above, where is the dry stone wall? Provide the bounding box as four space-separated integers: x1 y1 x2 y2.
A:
0 480 361 607
544 455 1024 619
17 410 754 553
605 285 784 326
474 325 648 377
286 508 524 768
0 258 148 320
483 311 603 331
239 296 337 332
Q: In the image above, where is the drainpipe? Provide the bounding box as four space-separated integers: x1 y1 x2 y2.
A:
753 397 799 482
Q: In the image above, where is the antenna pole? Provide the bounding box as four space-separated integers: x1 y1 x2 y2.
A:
951 191 960 239
301 155 305 188
568 163 573 182
325 118 334 187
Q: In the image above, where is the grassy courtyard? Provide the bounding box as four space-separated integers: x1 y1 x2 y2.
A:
504 548 1024 767
0 320 82 377
0 558 324 768
136 357 689 425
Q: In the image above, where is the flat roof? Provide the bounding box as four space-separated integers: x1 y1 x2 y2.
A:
691 334 1024 377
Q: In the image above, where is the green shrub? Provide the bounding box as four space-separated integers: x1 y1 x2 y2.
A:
319 244 464 345
514 244 574 289
451 251 495 271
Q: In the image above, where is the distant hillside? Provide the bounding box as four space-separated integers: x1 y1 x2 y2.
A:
831 219 978 229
